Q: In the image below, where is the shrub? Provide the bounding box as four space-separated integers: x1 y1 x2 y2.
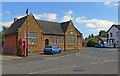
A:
87 37 99 47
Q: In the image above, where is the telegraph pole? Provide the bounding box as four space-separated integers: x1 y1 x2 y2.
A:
26 8 29 57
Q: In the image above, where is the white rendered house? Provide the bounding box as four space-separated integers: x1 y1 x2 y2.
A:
107 25 120 48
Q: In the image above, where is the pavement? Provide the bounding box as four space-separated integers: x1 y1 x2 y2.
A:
0 55 22 61
1 47 119 74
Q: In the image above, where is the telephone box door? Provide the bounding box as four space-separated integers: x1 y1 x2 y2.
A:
19 38 28 56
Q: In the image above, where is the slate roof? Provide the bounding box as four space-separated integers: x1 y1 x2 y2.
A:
5 15 82 36
61 20 82 36
114 25 120 30
37 20 64 35
75 27 82 36
61 21 70 33
107 24 120 32
5 16 27 35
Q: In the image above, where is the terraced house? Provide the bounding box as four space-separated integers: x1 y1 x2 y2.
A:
3 13 83 55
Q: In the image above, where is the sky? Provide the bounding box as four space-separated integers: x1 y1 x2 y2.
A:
0 1 119 38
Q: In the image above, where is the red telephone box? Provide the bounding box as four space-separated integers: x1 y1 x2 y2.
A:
18 38 28 56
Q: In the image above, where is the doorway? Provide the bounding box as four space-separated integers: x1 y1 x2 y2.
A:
45 39 49 47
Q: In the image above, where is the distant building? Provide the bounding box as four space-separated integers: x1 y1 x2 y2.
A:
107 25 120 48
99 30 108 44
82 38 87 47
3 13 83 55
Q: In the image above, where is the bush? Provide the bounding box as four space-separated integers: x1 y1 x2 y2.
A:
87 37 99 47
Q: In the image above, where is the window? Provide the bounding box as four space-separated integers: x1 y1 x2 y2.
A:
25 32 37 44
116 32 118 37
117 41 118 44
52 37 56 44
78 37 82 44
70 30 73 34
110 33 112 37
58 38 63 44
68 36 76 44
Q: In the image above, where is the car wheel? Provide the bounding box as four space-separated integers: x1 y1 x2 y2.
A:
59 50 61 53
44 52 46 55
52 51 55 55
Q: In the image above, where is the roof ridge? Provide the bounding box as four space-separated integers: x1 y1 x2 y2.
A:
37 19 60 24
61 20 71 24
15 16 27 22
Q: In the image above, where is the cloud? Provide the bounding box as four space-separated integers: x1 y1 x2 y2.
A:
66 10 73 15
104 0 120 7
6 11 11 14
85 23 96 28
0 21 13 27
75 16 114 32
42 13 57 21
15 15 25 19
14 13 57 21
62 10 74 22
0 13 2 16
33 14 42 19
33 13 57 21
5 11 15 15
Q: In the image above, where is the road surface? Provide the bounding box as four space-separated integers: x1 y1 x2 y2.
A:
2 48 118 74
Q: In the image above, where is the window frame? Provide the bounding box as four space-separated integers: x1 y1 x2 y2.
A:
58 37 63 44
110 33 112 37
68 36 76 45
52 37 57 45
24 32 38 45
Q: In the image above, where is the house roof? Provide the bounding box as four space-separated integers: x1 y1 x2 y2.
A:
61 20 70 33
37 20 64 35
75 27 82 36
61 20 82 36
5 14 82 36
107 24 120 32
5 16 27 35
114 25 120 30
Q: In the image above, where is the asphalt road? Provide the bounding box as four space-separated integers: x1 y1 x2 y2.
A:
2 47 118 74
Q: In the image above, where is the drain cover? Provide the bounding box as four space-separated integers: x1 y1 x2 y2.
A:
73 69 85 72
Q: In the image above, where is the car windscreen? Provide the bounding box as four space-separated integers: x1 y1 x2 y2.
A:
46 46 52 48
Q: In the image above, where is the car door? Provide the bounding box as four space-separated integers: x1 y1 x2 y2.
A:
53 46 57 53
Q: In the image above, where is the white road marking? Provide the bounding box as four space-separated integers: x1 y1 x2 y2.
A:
92 60 116 65
29 65 78 74
75 52 109 61
49 54 74 60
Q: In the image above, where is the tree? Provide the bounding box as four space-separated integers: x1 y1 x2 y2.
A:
91 34 94 37
2 25 9 46
2 26 9 34
99 30 107 37
0 31 2 47
87 37 99 47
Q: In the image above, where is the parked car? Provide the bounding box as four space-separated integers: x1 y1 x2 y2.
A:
44 46 61 54
95 43 104 48
103 43 114 48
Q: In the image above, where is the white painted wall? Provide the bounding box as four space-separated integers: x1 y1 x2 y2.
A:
108 26 120 47
118 31 120 47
